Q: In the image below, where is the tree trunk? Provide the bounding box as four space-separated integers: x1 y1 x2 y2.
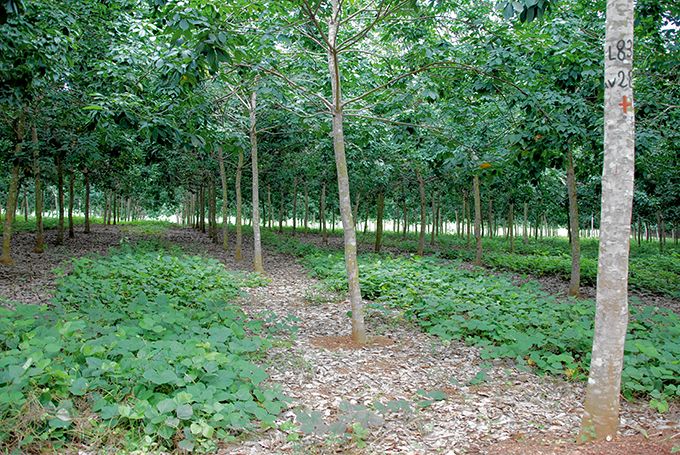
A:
200 184 206 233
68 169 75 238
488 198 494 239
523 202 529 244
0 163 21 265
249 91 264 273
292 176 298 237
84 170 90 234
581 0 635 441
352 191 360 229
656 212 664 253
267 185 273 229
235 148 244 260
430 191 436 246
508 203 514 253
473 175 482 266
402 198 408 239
416 169 426 255
304 184 309 232
278 193 284 233
567 148 581 297
217 146 229 250
374 191 384 253
320 182 327 245
56 155 65 244
32 124 44 252
328 0 366 344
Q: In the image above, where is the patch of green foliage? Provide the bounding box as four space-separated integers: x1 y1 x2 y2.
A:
117 220 176 236
8 216 103 233
0 243 287 453
273 226 680 297
267 230 679 411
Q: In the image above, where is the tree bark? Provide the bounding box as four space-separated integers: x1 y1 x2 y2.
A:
304 184 309 232
68 169 75 238
508 203 514 253
430 191 437 246
488 198 494 239
278 192 284 233
235 148 244 260
56 154 65 244
581 0 635 441
416 169 427 255
32 124 44 252
523 202 529 244
249 91 264 273
374 191 384 253
0 161 21 265
566 148 581 297
217 146 229 251
402 198 408 240
473 175 483 266
320 182 327 245
292 176 298 236
328 0 366 344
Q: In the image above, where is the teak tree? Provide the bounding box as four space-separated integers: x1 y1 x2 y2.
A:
581 0 636 442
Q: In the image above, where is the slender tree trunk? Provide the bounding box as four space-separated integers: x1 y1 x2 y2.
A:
304 184 309 232
523 202 529 244
234 148 244 260
22 188 28 221
217 146 229 250
291 176 298 237
32 124 44 252
267 185 273 229
320 182 327 245
430 191 437 246
508 203 515 253
488 198 494 239
352 191 360 229
84 170 90 234
249 91 264 273
68 169 75 238
278 193 284 233
402 198 408 240
56 155 65 244
200 183 206 233
656 212 664 253
328 0 366 343
581 0 635 441
473 175 482 265
567 148 581 297
374 191 384 253
416 169 426 255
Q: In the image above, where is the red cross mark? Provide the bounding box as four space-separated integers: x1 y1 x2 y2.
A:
619 96 633 114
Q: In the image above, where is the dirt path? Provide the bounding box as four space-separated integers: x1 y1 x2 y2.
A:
172 230 677 454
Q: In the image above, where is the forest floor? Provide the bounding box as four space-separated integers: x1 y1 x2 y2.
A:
1 225 678 454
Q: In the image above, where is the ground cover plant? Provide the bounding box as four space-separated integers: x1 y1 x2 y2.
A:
303 227 680 297
266 233 680 412
0 242 287 453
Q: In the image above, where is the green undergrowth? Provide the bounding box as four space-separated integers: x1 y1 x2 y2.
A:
7 216 103 233
264 232 680 412
268 226 680 297
0 242 288 453
118 220 177 236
